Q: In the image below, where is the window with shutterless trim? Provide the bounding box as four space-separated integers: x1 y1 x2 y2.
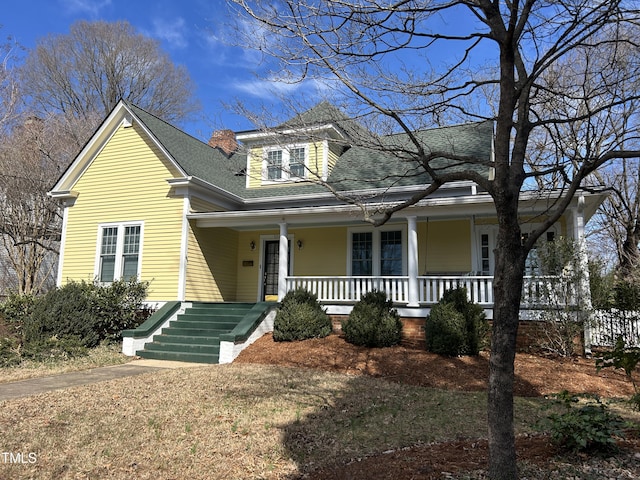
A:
348 227 406 276
96 223 142 282
262 144 308 182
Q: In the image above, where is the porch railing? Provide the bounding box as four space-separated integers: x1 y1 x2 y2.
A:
287 276 411 304
285 275 575 307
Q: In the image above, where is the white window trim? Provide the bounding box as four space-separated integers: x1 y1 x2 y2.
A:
475 225 496 275
346 226 407 276
94 221 144 283
261 144 308 184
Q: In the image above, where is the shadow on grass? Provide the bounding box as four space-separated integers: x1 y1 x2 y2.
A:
233 336 544 478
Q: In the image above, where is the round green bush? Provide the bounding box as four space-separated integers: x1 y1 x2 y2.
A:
425 287 488 356
425 302 468 355
342 290 402 347
273 288 332 342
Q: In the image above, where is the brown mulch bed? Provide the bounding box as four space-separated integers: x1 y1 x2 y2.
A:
236 334 636 398
235 334 640 479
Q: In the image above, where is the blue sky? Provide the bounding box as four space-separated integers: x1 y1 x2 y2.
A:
2 0 321 140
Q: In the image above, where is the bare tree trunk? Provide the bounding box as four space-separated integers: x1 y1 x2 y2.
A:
619 230 640 278
488 199 526 480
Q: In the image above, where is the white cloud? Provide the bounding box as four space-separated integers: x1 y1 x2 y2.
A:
234 76 334 100
152 17 188 49
60 0 112 16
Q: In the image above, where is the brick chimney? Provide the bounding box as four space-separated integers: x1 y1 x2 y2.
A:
208 129 238 155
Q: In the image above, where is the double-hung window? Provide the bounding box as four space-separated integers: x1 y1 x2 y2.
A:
97 223 142 282
349 228 405 276
263 145 307 182
289 147 306 178
266 149 283 180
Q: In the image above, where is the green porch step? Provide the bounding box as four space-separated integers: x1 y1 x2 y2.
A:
170 319 241 330
143 340 220 355
135 349 221 364
136 302 256 364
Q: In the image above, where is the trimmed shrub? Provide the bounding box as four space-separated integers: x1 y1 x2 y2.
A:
425 287 488 356
273 288 332 342
342 290 402 347
24 281 100 348
425 302 467 355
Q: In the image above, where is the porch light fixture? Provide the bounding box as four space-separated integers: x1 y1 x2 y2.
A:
250 240 256 250
296 239 303 250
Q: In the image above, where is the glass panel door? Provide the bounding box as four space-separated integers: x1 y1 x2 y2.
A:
263 241 280 300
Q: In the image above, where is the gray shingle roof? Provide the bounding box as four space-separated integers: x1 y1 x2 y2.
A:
127 103 248 196
327 121 493 191
128 102 493 201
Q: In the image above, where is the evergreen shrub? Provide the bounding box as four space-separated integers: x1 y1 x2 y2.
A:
23 280 100 347
342 290 402 347
425 287 488 356
22 279 151 350
273 288 332 341
545 391 627 453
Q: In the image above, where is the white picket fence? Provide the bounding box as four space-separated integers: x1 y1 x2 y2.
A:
590 309 640 348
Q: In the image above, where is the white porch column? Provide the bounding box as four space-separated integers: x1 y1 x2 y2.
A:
278 222 289 301
407 216 419 307
573 195 593 355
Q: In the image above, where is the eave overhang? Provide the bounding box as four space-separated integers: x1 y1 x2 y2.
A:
167 176 245 210
188 189 607 231
235 123 347 144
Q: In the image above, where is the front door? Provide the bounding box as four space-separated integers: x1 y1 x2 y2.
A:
263 240 280 301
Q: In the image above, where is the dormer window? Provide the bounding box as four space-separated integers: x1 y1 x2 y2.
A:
267 149 283 180
263 145 307 182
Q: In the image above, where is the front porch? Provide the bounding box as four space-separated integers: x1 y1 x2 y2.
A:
186 191 599 316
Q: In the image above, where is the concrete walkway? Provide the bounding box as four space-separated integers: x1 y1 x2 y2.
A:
0 359 205 402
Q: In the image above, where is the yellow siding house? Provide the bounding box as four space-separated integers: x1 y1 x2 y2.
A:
48 101 605 363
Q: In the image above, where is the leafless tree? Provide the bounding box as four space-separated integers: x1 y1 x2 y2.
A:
590 159 640 276
0 33 22 138
20 19 200 140
0 116 65 295
527 31 640 277
230 2 640 478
